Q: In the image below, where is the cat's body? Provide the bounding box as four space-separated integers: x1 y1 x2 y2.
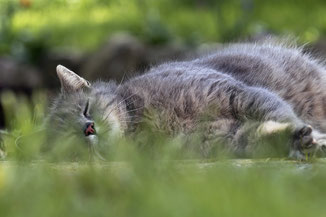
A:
48 41 326 159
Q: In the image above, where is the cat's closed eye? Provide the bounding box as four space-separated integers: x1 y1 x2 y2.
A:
83 100 90 118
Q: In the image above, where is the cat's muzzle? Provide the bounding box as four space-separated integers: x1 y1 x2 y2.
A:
84 122 96 136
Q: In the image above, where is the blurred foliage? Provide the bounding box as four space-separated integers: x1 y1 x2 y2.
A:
2 159 326 217
0 0 326 56
0 0 49 63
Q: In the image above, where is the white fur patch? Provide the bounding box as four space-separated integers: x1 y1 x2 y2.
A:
87 134 98 145
258 121 291 135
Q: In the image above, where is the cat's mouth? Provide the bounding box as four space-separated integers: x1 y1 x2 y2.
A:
84 122 96 136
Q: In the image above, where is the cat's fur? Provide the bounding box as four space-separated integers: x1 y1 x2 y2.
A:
48 41 326 160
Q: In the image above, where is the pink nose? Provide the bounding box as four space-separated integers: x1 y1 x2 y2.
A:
84 122 96 136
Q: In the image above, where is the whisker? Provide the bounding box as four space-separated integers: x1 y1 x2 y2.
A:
117 106 145 117
116 91 140 108
111 70 128 97
103 92 141 122
118 120 143 124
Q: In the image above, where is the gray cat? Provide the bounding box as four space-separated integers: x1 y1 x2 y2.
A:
48 41 326 160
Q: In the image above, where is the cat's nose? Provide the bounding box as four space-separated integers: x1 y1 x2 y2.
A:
84 122 96 136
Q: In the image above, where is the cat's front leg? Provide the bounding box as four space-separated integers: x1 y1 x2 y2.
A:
254 121 317 160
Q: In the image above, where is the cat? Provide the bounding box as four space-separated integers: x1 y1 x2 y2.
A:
47 41 326 160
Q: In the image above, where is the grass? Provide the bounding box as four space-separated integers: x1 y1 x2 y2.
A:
1 92 326 217
1 160 326 217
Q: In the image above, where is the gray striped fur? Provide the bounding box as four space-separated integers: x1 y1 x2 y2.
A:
48 41 326 159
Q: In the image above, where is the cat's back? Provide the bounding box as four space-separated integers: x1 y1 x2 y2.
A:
195 42 325 88
126 42 326 100
194 42 326 131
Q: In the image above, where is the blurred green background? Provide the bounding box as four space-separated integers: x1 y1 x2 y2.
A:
1 0 326 62
1 1 326 217
1 0 326 94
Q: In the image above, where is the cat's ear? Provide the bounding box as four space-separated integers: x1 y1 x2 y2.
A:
56 65 91 93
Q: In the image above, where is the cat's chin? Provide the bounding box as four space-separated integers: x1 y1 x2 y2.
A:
86 135 107 161
86 134 98 145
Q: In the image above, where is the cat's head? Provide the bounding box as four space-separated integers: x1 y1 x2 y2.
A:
46 65 128 157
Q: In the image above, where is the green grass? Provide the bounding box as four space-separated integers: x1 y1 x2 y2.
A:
1 160 326 217
1 92 326 217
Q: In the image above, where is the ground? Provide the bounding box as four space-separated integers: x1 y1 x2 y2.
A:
1 159 326 217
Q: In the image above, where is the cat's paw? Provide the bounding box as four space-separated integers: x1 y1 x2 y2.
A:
316 141 326 157
289 125 317 160
310 131 326 156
